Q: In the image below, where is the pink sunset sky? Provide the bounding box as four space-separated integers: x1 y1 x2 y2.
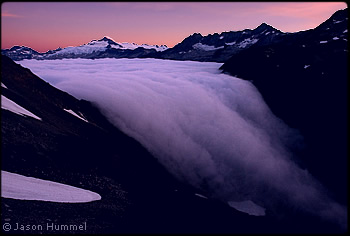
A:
1 2 347 52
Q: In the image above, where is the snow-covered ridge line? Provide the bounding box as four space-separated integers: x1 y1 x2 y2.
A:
1 170 101 203
48 36 168 57
1 95 42 120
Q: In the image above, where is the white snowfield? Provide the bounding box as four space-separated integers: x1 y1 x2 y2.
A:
194 193 208 199
237 38 259 48
228 200 266 216
52 41 108 56
1 95 42 120
1 170 101 203
64 108 89 122
116 42 168 51
226 41 236 46
225 37 259 48
192 43 224 51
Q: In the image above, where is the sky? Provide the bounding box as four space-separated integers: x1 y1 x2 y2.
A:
1 2 347 52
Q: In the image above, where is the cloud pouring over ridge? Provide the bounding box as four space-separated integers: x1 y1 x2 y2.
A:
18 58 347 228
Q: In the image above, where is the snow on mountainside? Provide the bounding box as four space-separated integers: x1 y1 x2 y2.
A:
45 36 168 59
1 95 42 120
1 170 101 203
52 36 168 56
156 22 284 62
1 46 41 60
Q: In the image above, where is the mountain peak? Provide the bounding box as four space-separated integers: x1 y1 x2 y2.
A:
10 45 33 50
98 36 118 45
255 22 275 31
99 36 114 41
192 32 203 37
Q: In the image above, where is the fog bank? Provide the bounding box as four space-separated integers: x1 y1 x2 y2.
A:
18 58 347 227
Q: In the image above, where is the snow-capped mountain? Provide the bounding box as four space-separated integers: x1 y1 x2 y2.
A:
156 22 285 62
47 36 168 58
1 45 42 61
1 36 168 60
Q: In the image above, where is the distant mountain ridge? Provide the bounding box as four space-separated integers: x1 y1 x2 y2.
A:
1 22 283 62
154 22 285 62
1 36 168 60
3 8 347 62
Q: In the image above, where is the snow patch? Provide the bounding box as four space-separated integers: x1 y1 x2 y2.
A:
320 41 328 44
237 38 259 48
1 170 101 203
220 36 224 39
1 82 7 89
1 95 41 120
64 108 88 122
228 200 266 216
116 42 168 52
226 41 236 46
333 37 339 40
195 193 208 199
304 65 310 69
192 43 224 51
51 41 108 56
